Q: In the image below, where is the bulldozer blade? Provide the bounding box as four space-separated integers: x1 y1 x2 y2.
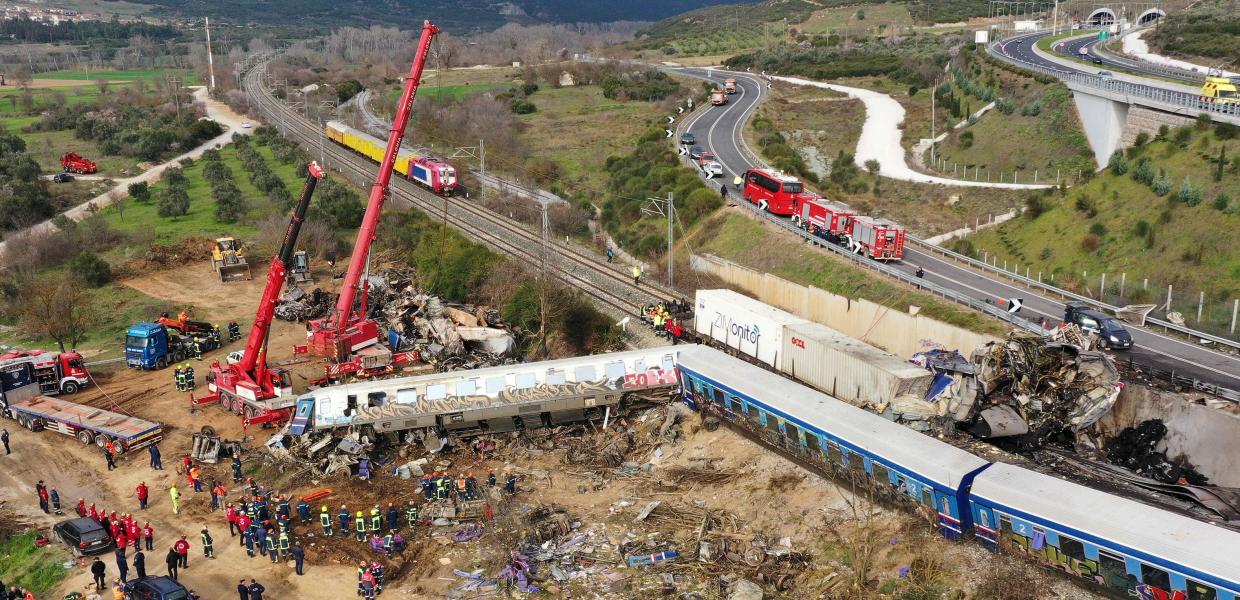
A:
218 264 252 282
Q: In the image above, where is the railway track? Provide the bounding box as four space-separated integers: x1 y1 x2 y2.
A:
241 61 674 345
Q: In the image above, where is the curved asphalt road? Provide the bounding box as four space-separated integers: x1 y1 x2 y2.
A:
670 65 1240 393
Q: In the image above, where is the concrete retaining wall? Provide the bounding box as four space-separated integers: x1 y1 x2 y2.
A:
690 253 998 359
1119 105 1193 148
1096 385 1240 486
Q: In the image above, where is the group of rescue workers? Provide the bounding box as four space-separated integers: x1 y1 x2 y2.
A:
640 301 689 343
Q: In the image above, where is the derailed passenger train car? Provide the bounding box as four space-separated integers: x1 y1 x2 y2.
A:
970 463 1240 600
287 348 681 444
675 344 991 539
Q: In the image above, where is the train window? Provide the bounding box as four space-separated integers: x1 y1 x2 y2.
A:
712 388 724 404
455 380 476 397
827 442 842 464
366 392 386 408
395 388 417 404
1058 535 1086 561
1140 564 1171 591
603 361 626 381
921 487 933 507
573 365 597 382
661 354 675 372
345 395 357 416
545 370 566 386
729 396 743 412
426 384 447 400
764 412 780 434
999 515 1013 535
847 451 865 473
978 510 990 530
783 421 799 441
1186 579 1217 600
515 372 537 389
485 376 506 394
745 403 761 426
941 497 951 515
633 358 647 373
806 433 822 455
871 462 889 485
1098 551 1131 595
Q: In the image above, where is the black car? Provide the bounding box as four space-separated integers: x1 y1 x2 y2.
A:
52 173 74 183
689 145 705 160
53 517 114 556
1064 301 1133 350
124 576 190 600
679 132 696 145
1092 56 1104 65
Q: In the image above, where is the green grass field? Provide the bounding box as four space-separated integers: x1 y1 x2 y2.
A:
965 127 1240 333
96 143 304 244
518 85 666 195
692 211 1008 335
801 3 914 35
35 68 197 83
0 531 71 597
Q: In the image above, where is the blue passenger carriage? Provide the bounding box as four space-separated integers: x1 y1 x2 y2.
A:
675 345 991 539
970 463 1240 600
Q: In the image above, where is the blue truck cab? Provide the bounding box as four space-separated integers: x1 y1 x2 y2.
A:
126 322 184 370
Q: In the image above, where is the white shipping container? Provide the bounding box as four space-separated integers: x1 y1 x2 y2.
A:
693 290 808 371
781 322 934 408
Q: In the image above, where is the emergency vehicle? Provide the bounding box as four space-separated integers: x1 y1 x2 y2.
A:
847 216 906 261
794 198 855 244
741 169 818 216
0 350 89 397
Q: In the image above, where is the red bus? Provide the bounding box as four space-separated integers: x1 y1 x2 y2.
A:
848 216 905 261
742 169 817 216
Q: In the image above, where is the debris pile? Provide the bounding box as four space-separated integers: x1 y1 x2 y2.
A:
274 269 516 360
1105 419 1208 485
912 327 1122 444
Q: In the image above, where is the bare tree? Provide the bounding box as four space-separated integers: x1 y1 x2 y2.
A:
15 273 96 352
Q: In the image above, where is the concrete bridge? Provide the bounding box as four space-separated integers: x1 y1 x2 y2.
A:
991 31 1239 167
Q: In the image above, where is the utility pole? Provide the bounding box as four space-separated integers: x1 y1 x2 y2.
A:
667 191 675 288
479 138 486 196
1051 0 1060 35
205 17 217 92
930 78 937 167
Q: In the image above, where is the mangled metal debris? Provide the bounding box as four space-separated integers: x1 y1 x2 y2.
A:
913 325 1122 444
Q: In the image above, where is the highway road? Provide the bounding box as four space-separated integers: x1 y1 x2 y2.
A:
670 66 1240 395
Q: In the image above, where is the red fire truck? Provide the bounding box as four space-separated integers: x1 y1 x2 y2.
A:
0 350 90 396
847 216 906 261
794 198 855 244
741 169 819 217
60 152 97 174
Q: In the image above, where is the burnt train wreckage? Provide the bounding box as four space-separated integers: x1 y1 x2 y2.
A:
267 348 680 472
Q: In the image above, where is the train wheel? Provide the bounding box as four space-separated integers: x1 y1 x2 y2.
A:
76 429 94 445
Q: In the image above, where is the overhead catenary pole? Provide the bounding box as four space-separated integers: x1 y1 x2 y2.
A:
205 17 217 92
667 192 675 288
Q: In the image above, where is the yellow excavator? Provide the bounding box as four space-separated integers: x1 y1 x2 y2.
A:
1200 69 1238 105
211 237 252 282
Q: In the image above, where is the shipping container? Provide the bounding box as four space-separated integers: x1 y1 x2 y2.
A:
693 290 808 370
781 321 933 408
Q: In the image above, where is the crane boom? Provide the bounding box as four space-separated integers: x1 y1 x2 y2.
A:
239 161 324 375
305 19 440 358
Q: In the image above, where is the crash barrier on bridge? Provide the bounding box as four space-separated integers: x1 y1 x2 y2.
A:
691 254 997 359
987 36 1240 123
1091 32 1208 84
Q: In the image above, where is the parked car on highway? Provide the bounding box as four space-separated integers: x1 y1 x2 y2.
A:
1064 301 1133 350
689 145 705 160
123 576 190 600
679 132 695 145
53 517 113 556
51 173 74 183
701 161 724 177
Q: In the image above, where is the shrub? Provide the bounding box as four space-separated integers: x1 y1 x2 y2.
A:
162 167 188 189
1024 194 1047 218
1196 112 1212 130
1132 158 1154 185
1088 222 1107 237
1215 191 1233 212
511 99 537 114
1173 126 1193 146
864 159 880 175
1133 131 1150 147
1081 234 1100 251
1133 219 1150 237
68 251 112 287
1150 173 1172 196
1217 122 1238 140
127 181 150 202
1107 150 1128 175
907 86 919 97
1177 176 1201 206
315 179 363 228
520 82 539 96
1075 195 1097 217
1157 124 1169 139
958 130 974 150
156 185 190 217
1020 102 1041 116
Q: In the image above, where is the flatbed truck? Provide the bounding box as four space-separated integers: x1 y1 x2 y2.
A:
2 395 162 453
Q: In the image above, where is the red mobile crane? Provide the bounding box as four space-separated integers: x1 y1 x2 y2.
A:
298 20 439 377
197 162 324 426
